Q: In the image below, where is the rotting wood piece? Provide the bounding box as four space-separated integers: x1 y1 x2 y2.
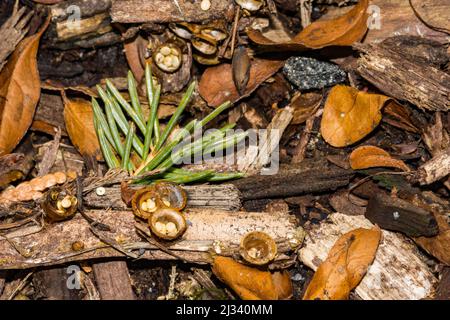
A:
110 0 234 24
92 260 135 300
84 184 242 211
354 41 450 112
0 208 300 269
33 267 82 300
412 148 450 185
233 160 353 200
365 193 439 237
299 213 438 300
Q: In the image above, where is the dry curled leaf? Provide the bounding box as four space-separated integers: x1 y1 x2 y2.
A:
247 0 369 51
212 256 291 300
199 58 285 107
349 145 410 171
303 227 381 300
0 17 50 156
320 85 390 147
63 95 102 160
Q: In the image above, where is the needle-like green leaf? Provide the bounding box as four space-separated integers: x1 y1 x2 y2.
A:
106 79 147 134
155 81 195 151
91 98 115 147
104 98 125 157
94 116 120 169
98 86 145 158
143 84 161 159
128 71 144 122
122 123 135 171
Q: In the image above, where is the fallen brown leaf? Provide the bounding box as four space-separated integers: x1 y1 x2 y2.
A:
199 58 285 107
303 227 381 300
0 17 49 156
414 212 450 266
63 96 102 160
247 0 368 51
212 256 291 300
349 145 410 171
320 85 390 147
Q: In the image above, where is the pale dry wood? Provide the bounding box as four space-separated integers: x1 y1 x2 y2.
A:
110 0 234 24
0 208 300 269
413 148 450 185
299 213 438 300
84 184 242 211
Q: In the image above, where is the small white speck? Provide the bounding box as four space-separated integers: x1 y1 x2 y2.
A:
393 211 400 220
200 0 211 11
95 187 106 196
291 273 303 281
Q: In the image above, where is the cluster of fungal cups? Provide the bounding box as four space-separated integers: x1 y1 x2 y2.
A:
41 187 78 222
132 182 188 240
169 21 228 65
152 43 183 73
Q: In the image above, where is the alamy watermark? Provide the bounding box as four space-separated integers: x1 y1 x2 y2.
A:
66 265 81 290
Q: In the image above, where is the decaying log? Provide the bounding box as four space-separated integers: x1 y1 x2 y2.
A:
233 159 353 200
84 184 242 211
412 148 450 185
436 267 450 300
299 213 438 300
354 41 450 112
110 0 234 24
33 267 81 300
0 208 300 269
0 6 32 72
92 260 135 300
365 193 438 237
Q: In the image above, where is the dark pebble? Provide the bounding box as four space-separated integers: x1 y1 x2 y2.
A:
283 56 347 90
